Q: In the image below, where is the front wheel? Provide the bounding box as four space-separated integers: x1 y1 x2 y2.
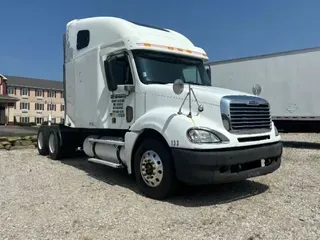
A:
134 138 179 200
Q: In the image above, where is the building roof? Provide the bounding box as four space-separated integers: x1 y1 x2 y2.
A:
208 45 320 65
0 95 19 103
4 75 63 91
0 74 7 80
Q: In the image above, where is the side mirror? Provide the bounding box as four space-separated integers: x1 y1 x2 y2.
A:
205 65 211 79
104 58 118 91
173 79 184 95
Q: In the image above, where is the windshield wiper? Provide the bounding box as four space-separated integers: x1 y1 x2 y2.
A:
146 81 171 85
184 82 211 86
147 81 210 86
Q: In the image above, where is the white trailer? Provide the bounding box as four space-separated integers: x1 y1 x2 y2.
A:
36 17 282 200
207 47 320 121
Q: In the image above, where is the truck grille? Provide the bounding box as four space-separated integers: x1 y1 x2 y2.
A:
229 102 271 131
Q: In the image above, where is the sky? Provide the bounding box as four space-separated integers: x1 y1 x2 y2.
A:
1 0 320 81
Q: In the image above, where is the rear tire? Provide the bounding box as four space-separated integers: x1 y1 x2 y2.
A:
37 129 49 156
133 138 179 200
48 129 63 160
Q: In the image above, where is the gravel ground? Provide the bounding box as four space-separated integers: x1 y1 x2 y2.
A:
0 133 319 240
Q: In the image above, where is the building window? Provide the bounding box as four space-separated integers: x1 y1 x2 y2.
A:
47 103 56 111
21 88 29 96
48 90 56 98
36 117 44 125
20 117 30 123
51 118 56 123
61 91 64 98
35 103 44 111
20 102 30 110
7 87 15 95
77 30 90 50
60 104 65 111
35 89 43 97
60 118 64 124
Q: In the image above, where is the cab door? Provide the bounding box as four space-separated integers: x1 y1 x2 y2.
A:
104 52 135 129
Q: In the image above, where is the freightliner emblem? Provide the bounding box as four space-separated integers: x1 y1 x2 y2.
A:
246 100 260 106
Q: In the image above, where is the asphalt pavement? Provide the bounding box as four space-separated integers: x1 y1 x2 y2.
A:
0 126 38 137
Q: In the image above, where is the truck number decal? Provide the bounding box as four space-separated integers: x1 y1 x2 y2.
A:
171 140 179 147
110 94 126 118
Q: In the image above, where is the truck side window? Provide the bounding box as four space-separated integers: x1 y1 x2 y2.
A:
108 55 133 85
77 30 90 50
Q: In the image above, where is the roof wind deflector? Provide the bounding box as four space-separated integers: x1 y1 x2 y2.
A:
130 21 169 32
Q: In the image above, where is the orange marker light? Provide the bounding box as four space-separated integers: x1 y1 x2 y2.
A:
136 43 208 58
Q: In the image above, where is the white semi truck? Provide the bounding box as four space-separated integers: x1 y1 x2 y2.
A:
36 17 283 200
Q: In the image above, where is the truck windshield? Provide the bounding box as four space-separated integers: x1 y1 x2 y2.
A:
132 50 211 86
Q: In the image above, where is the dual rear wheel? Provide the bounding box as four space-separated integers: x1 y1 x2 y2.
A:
37 128 63 160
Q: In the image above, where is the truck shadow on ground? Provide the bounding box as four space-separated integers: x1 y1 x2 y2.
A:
59 155 269 207
282 141 320 150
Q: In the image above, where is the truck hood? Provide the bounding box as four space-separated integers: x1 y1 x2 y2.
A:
144 84 253 106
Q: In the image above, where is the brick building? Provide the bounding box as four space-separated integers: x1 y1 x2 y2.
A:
0 74 64 125
0 74 19 125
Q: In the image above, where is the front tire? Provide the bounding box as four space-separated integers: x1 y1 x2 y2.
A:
134 138 178 200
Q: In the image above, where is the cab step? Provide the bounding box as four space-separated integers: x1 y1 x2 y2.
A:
88 158 124 168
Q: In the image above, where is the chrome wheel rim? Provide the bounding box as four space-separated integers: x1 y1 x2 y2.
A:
140 150 163 187
38 132 43 150
48 133 55 153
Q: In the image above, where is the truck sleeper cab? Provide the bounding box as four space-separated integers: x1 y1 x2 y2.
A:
36 17 282 200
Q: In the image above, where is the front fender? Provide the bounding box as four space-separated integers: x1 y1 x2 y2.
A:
130 107 196 148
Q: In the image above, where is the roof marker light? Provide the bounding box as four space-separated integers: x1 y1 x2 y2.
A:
136 43 208 58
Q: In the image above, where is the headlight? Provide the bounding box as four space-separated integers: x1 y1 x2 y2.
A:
187 128 221 143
